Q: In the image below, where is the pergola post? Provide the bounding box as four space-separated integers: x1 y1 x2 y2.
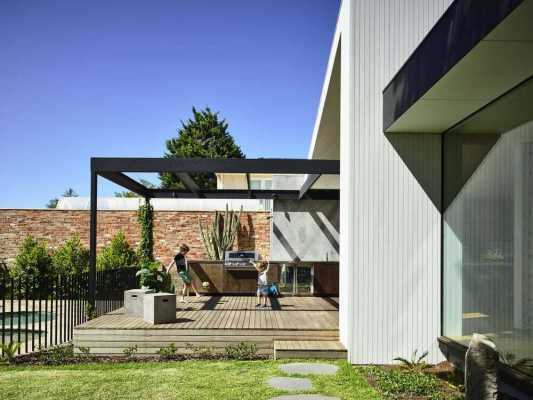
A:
88 168 98 307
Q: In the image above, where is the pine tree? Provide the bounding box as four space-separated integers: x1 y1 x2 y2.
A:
160 107 245 189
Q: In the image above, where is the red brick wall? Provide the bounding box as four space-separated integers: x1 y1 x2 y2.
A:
0 209 271 266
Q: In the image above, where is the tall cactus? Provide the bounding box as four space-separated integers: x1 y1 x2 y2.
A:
198 205 242 260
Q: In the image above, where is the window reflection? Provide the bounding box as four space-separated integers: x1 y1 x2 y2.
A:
443 120 533 371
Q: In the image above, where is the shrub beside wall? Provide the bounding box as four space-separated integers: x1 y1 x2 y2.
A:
0 210 271 267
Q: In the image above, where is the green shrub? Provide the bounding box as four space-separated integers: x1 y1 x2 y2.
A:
0 341 21 363
77 347 91 357
123 345 138 358
136 261 163 290
85 303 97 320
393 349 429 371
158 343 178 359
52 235 89 275
224 342 257 360
186 343 216 359
367 366 446 399
136 261 174 292
36 344 75 365
137 199 154 265
97 232 137 270
10 236 54 292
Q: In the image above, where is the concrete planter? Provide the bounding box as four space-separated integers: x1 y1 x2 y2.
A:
124 288 154 317
143 293 176 324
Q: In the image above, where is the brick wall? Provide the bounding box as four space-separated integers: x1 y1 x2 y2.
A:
0 209 271 266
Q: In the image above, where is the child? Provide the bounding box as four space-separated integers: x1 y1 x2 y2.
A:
166 243 201 302
252 260 270 308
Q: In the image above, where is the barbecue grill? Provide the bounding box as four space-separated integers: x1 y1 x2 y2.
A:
223 251 258 270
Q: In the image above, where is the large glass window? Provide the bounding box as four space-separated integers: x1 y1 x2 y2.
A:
443 119 533 369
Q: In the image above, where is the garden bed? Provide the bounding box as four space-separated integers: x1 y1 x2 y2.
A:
360 362 464 400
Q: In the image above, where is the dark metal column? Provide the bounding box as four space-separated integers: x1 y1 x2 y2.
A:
88 167 97 307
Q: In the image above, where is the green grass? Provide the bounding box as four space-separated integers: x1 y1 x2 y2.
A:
0 359 381 400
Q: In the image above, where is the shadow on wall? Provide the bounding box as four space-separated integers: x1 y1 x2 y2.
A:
386 133 442 212
272 200 339 262
238 214 256 251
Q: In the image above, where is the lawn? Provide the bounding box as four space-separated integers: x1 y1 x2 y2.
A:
0 359 381 400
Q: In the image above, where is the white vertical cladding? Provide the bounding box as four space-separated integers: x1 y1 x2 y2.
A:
341 0 453 364
339 0 355 350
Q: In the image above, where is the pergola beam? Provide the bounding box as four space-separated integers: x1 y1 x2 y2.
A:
92 157 339 175
99 171 151 197
176 172 202 198
245 173 252 198
149 188 339 200
299 174 321 199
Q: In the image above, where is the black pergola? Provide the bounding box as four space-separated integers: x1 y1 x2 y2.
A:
88 157 340 305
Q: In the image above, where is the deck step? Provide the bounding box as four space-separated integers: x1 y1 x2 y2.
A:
274 340 347 360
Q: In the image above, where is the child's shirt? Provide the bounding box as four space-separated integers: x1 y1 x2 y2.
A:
257 262 270 286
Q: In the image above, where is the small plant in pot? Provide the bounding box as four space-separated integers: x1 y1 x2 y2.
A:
136 261 167 292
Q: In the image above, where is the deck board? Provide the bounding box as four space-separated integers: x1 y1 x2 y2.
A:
74 296 339 356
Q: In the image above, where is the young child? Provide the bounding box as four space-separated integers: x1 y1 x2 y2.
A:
252 260 270 308
165 243 201 302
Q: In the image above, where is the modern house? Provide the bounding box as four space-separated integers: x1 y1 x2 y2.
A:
309 0 533 378
3 0 532 394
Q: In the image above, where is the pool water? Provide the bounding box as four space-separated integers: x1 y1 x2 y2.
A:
0 311 54 327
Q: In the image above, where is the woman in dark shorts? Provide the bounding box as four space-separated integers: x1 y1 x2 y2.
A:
165 243 201 302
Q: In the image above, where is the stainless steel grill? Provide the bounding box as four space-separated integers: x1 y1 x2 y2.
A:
223 251 258 270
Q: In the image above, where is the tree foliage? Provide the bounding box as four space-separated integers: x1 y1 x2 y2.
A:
160 107 245 189
96 232 137 270
46 187 78 208
11 236 54 291
52 235 89 275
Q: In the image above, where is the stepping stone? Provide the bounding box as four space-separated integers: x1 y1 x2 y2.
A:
267 377 313 391
280 363 339 376
269 396 340 400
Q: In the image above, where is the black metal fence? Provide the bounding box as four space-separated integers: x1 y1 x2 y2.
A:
0 267 138 356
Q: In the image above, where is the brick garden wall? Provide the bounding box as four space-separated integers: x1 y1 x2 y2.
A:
0 209 271 266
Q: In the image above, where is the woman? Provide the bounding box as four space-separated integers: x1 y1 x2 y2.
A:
165 243 201 302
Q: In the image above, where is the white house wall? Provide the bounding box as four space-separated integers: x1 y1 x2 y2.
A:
339 0 453 364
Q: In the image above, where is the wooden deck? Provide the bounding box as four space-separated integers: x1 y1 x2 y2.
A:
274 340 347 360
73 296 340 356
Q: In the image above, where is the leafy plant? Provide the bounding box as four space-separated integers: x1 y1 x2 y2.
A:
36 344 75 365
10 236 53 294
123 345 138 358
85 303 97 320
366 366 447 399
97 232 137 270
137 199 154 265
186 343 216 359
52 235 89 275
198 205 242 260
136 261 168 291
77 347 91 357
158 343 178 359
0 341 21 363
160 107 245 190
393 349 429 371
224 342 257 360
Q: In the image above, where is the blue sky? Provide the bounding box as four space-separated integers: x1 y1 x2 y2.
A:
0 0 340 208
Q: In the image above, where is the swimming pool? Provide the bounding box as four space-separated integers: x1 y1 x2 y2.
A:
0 311 54 327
